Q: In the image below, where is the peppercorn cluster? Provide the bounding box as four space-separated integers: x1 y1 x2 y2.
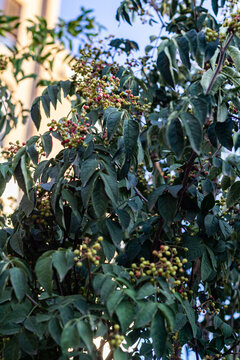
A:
48 117 90 149
128 245 190 299
223 10 240 37
110 324 124 348
205 28 218 42
73 236 103 267
73 49 151 117
32 185 53 226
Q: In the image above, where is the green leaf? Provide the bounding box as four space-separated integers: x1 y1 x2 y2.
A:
27 144 38 165
136 283 156 300
106 219 123 247
61 322 80 353
181 112 202 154
183 300 197 337
60 80 72 98
114 348 128 360
116 209 130 229
148 186 166 210
158 193 177 222
48 318 62 345
52 250 74 282
201 250 212 281
215 118 233 151
158 303 175 330
61 188 81 219
116 300 135 332
4 338 21 360
157 50 175 87
150 312 167 358
123 116 139 158
219 220 232 239
176 36 191 69
41 132 52 157
201 193 215 211
106 291 124 316
100 172 118 207
221 175 231 190
35 254 53 295
104 107 125 140
81 158 98 187
18 331 38 355
228 45 240 72
135 301 157 328
47 84 59 109
167 118 184 159
226 181 240 208
77 320 96 356
211 0 218 15
41 94 51 117
100 277 116 302
204 214 219 237
92 179 108 218
9 267 27 302
31 97 41 130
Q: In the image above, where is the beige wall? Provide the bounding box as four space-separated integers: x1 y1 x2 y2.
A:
1 0 72 209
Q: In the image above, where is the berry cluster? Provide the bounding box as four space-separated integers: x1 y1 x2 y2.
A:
2 140 24 158
73 49 151 117
129 245 189 299
204 28 218 42
110 324 124 348
47 117 90 149
32 185 52 226
197 296 221 316
0 55 7 72
73 236 103 267
223 10 240 37
136 163 153 195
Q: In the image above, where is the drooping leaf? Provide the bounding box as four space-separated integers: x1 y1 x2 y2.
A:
226 181 240 208
116 300 135 332
9 267 27 302
150 312 167 358
35 253 53 295
181 112 202 154
135 302 157 328
167 117 184 159
157 50 175 88
215 118 233 151
176 36 191 69
31 97 41 130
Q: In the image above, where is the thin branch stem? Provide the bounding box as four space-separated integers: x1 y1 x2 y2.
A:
206 33 234 95
26 293 41 308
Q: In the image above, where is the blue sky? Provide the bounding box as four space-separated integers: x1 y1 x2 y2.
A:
59 0 161 54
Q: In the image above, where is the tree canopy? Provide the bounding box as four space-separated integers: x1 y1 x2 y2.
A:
1 1 240 359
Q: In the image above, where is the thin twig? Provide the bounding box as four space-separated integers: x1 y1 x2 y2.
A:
26 293 41 308
206 33 234 95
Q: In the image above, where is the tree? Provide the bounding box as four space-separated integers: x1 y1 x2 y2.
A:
1 1 240 359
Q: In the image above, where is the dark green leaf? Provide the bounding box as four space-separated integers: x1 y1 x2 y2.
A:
226 181 240 207
176 36 191 69
150 312 167 358
41 132 52 157
35 254 53 294
135 302 157 328
158 193 177 222
157 50 174 87
181 112 202 154
215 118 233 151
31 97 41 130
9 267 27 302
116 300 135 332
167 118 184 159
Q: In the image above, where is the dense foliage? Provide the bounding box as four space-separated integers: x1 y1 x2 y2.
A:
1 1 240 359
